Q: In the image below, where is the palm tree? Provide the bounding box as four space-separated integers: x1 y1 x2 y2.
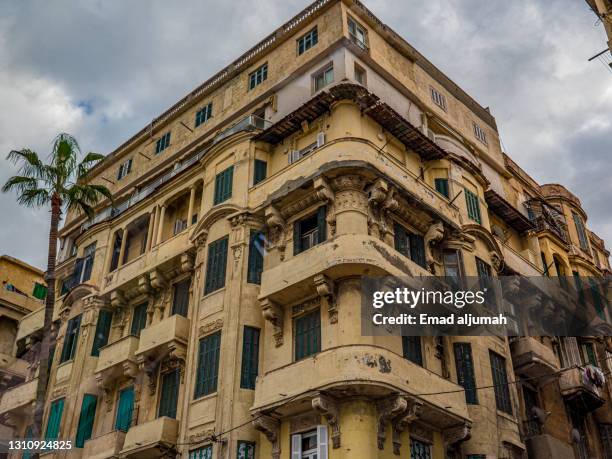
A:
2 133 111 439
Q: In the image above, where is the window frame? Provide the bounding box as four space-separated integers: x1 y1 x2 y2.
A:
247 230 265 285
130 302 148 337
430 86 447 111
297 27 318 55
248 63 268 90
91 309 113 357
347 15 368 49
313 62 334 92
115 386 134 432
204 236 229 294
454 342 478 405
434 178 449 198
464 188 482 224
194 331 221 398
45 398 65 440
240 326 260 389
294 309 321 361
60 314 82 363
473 122 488 145
75 393 97 448
293 206 327 256
117 158 133 181
402 336 423 366
155 132 171 154
253 159 267 185
213 166 234 205
195 102 213 128
489 350 513 414
158 368 180 419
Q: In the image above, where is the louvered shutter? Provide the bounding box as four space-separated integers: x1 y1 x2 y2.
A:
172 278 191 317
91 310 113 356
409 233 426 268
317 425 328 459
75 394 97 447
317 206 327 243
115 386 134 431
247 231 264 284
394 224 409 257
291 434 302 459
45 398 64 439
454 343 478 404
158 369 180 418
74 257 85 283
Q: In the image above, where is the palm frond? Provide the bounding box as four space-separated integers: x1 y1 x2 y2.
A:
77 152 105 180
6 149 47 180
2 175 50 208
51 133 78 179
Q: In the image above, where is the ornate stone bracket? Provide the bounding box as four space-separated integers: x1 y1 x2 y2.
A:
253 414 281 459
313 274 337 324
261 298 283 347
265 205 287 261
314 176 336 236
424 221 445 272
149 269 167 291
138 274 153 296
376 396 408 450
391 398 422 455
180 251 195 273
110 290 127 309
367 179 398 242
312 393 341 449
137 355 159 396
443 422 471 453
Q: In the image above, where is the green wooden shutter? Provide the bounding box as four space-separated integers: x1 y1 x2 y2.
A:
253 159 267 185
402 336 423 366
23 425 34 459
454 343 478 404
158 369 180 418
394 223 409 257
91 310 113 356
409 234 426 268
214 166 234 204
588 277 605 319
75 394 97 448
294 310 321 361
434 178 449 198
205 237 228 294
130 302 148 336
60 315 81 363
45 398 65 440
247 231 264 284
240 327 260 389
115 386 134 432
465 189 482 224
410 438 431 459
317 206 327 243
489 351 512 414
237 441 256 459
195 332 221 397
190 445 213 459
32 282 47 300
172 278 191 317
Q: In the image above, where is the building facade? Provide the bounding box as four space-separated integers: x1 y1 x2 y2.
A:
586 0 612 52
0 1 611 458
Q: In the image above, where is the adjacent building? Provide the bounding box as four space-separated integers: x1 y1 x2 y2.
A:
0 0 610 458
586 0 612 52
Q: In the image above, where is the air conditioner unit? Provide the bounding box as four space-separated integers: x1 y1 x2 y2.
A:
316 132 326 147
288 150 301 165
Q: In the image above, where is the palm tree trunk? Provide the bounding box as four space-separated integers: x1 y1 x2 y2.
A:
32 194 61 439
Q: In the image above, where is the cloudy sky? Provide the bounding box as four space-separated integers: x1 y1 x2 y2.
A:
0 0 611 269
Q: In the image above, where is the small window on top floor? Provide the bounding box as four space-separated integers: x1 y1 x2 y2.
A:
354 63 367 85
248 63 268 90
348 16 368 49
313 63 334 92
572 211 590 251
430 86 447 111
473 122 487 145
195 102 213 127
155 132 171 154
117 159 132 180
297 27 318 55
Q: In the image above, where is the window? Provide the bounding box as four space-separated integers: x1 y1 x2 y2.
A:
109 232 122 272
115 386 134 432
294 207 327 255
22 425 34 459
473 122 487 145
130 302 148 337
354 63 366 85
291 426 328 459
155 132 171 154
174 218 188 235
476 257 492 284
581 341 598 367
158 369 180 419
434 178 449 198
45 398 64 440
195 102 213 127
91 310 113 357
240 326 260 390
393 223 426 268
454 343 478 404
589 277 605 319
410 438 431 459
541 252 550 276
467 456 486 459
348 16 367 49
464 189 482 224
195 332 221 398
313 63 334 92
430 86 447 111
489 351 512 414
75 394 97 448
247 231 264 284
295 309 321 361
402 336 423 366
297 27 318 55
172 278 191 317
443 250 463 279
204 237 229 294
214 166 234 205
288 140 320 164
190 445 213 459
237 441 256 459
73 242 96 284
572 212 590 251
117 159 132 180
248 63 268 90
32 282 47 300
253 159 267 185
60 314 82 363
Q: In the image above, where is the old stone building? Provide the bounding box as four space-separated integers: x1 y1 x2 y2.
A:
0 1 610 458
586 0 612 52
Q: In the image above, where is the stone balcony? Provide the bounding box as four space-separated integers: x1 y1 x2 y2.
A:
0 352 29 390
0 377 37 420
511 338 559 380
82 430 126 459
135 314 190 364
559 367 605 412
0 289 43 319
15 307 44 356
252 345 470 431
120 417 179 459
525 433 575 458
95 335 140 388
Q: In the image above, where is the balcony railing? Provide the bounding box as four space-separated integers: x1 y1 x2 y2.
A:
120 417 179 458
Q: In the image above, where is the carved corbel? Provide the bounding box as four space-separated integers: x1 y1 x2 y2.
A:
137 274 153 296
180 252 195 272
265 205 287 260
490 250 504 273
253 414 281 459
314 274 337 324
149 269 167 291
443 422 471 452
110 290 127 309
137 356 159 396
315 176 337 235
376 396 407 450
424 221 445 272
123 360 139 380
312 394 341 448
95 373 114 412
260 298 284 347
392 398 422 455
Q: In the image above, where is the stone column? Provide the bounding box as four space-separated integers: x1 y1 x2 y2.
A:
118 228 128 267
156 205 166 245
331 175 368 236
150 205 160 248
146 211 155 252
187 186 196 226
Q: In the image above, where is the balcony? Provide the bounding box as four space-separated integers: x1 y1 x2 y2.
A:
135 314 190 363
15 307 44 356
0 353 29 390
0 378 36 417
559 367 604 412
82 430 126 459
511 338 559 380
252 345 469 430
95 336 140 388
0 288 43 316
499 243 541 276
120 417 179 459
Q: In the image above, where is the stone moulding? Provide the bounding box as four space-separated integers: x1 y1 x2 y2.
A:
312 393 341 448
253 414 281 459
